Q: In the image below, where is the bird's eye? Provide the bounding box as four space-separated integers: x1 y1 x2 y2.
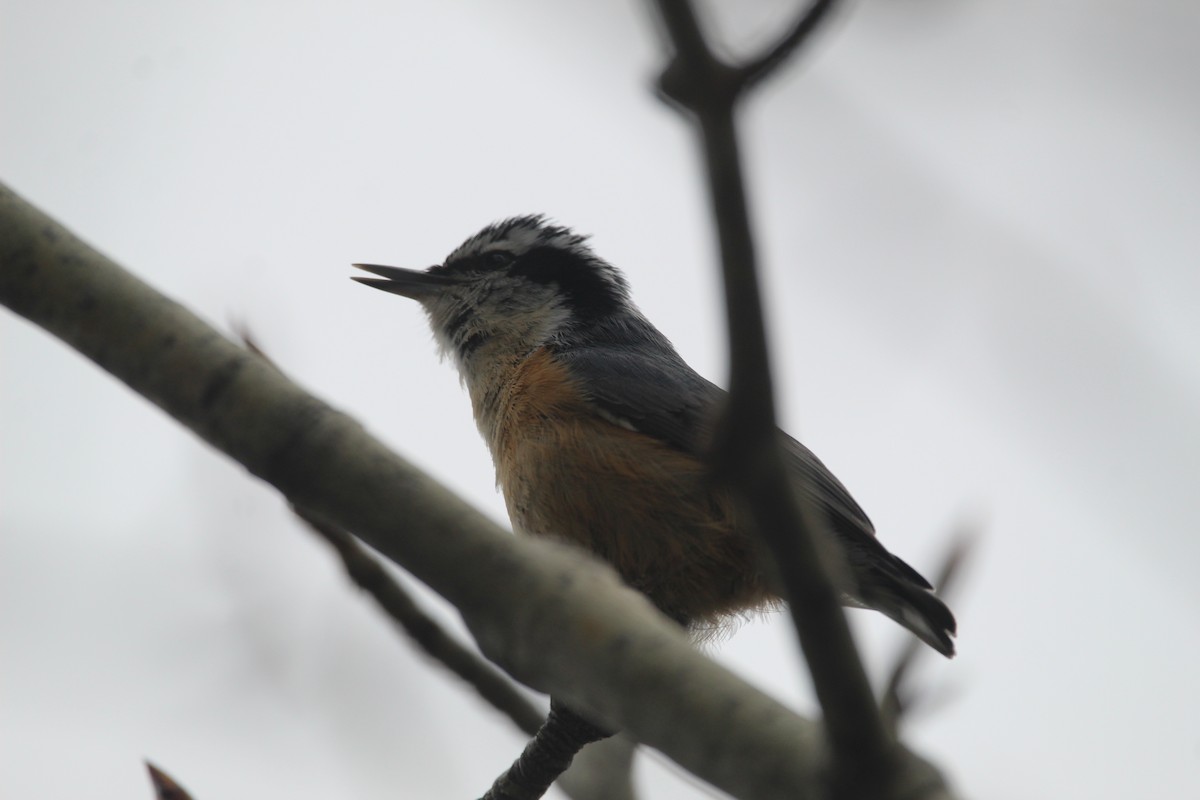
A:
484 251 513 268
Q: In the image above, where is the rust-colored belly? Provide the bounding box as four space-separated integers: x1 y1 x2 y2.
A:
487 347 773 627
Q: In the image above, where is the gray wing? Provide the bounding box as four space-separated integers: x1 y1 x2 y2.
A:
556 344 715 453
781 434 932 590
555 337 881 543
555 322 948 649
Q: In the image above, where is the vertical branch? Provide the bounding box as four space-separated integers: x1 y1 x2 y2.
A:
650 0 904 795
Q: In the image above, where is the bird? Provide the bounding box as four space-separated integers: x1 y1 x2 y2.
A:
353 216 956 656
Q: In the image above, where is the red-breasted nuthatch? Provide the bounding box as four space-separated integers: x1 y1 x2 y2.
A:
353 216 956 656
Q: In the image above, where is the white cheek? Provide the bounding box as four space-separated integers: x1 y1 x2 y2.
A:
433 331 458 361
420 306 458 359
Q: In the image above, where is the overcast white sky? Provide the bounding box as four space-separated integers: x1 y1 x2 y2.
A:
3 1 1199 798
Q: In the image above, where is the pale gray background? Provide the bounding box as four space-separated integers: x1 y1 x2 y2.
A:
3 1 1198 798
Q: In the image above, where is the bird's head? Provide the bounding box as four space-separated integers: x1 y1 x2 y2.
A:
354 215 631 367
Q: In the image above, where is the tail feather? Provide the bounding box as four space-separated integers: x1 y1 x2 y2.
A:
868 574 957 657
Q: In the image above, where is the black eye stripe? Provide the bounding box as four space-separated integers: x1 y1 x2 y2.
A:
509 246 622 320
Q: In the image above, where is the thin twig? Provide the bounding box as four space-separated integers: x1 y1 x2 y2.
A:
881 532 974 734
651 0 899 796
293 506 547 736
146 762 196 800
736 0 840 90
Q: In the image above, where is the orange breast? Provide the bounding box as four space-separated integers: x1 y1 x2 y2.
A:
490 347 774 627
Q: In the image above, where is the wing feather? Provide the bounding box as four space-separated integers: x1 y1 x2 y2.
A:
554 327 944 638
554 325 884 561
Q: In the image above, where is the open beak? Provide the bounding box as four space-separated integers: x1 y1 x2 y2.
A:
351 264 455 300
